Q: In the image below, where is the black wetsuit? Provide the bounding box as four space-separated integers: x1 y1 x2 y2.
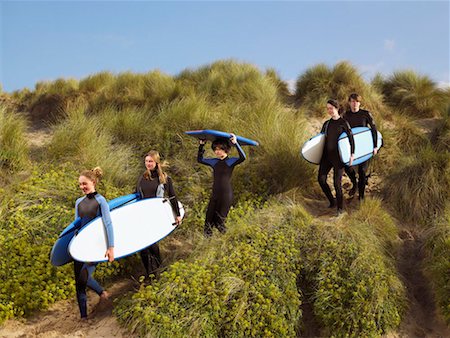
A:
135 170 180 276
74 192 111 318
198 142 246 236
343 109 378 199
318 118 355 211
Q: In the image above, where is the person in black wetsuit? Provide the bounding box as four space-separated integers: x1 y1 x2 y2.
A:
343 93 379 200
74 167 114 320
198 133 246 236
135 150 181 277
318 100 355 215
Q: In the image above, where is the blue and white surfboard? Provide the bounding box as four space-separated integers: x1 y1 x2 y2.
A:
338 127 383 166
50 193 139 266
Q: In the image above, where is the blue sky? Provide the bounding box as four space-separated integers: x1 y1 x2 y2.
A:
1 1 449 93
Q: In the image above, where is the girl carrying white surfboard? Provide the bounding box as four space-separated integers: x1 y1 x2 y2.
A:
74 167 114 320
135 150 182 277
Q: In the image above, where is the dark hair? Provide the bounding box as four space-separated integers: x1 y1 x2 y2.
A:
327 99 340 109
211 138 231 153
348 93 362 102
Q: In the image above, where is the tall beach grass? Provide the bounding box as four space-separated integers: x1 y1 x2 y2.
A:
0 106 29 172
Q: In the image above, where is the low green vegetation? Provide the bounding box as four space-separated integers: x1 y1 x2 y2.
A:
115 198 406 337
298 199 405 337
116 200 304 337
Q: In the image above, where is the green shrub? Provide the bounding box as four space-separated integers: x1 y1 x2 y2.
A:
296 201 405 337
115 200 304 338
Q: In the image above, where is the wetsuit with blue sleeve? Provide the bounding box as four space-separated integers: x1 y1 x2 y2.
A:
318 118 355 211
198 141 246 236
343 109 378 199
135 169 180 276
73 192 114 318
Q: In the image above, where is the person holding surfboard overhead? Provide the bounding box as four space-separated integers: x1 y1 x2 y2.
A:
343 93 379 200
135 150 181 277
198 133 246 236
74 167 114 320
318 100 355 216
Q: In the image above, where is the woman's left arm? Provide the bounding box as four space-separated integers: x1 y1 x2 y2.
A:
230 133 246 167
97 195 115 261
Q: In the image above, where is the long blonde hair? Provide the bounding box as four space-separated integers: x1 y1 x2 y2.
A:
143 150 168 184
80 167 103 185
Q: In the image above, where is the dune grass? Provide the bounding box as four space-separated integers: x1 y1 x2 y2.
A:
383 146 450 225
376 70 449 118
295 61 385 118
48 107 139 186
177 60 278 106
0 106 29 172
424 207 450 324
433 106 450 152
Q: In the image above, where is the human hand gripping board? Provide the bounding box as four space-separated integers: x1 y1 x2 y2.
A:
68 198 185 263
50 193 139 266
185 129 259 146
338 126 383 166
301 126 383 166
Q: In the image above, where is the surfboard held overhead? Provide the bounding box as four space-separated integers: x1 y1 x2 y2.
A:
185 129 259 146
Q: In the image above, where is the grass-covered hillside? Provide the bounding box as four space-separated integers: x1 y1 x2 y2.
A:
1 60 449 336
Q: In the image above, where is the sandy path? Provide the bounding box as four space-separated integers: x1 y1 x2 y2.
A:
0 280 136 338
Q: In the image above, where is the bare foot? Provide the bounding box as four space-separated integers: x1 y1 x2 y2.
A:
100 291 109 301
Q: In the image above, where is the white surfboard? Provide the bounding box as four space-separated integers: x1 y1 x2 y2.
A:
301 133 325 164
68 198 185 263
338 127 383 166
